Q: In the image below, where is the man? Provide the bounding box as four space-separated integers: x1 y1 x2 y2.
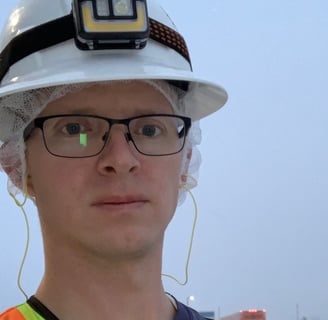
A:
0 0 227 319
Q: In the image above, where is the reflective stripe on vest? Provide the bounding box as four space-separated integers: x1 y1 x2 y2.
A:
0 303 45 320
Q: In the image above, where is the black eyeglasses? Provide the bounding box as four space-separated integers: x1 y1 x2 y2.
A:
24 114 191 157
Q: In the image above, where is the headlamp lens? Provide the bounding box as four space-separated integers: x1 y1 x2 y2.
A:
113 0 133 16
95 0 110 16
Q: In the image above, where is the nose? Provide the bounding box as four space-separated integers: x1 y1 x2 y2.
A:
96 126 140 175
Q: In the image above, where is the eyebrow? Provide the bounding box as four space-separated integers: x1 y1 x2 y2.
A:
61 106 97 114
41 105 98 116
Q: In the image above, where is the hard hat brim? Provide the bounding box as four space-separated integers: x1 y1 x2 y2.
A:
0 40 227 120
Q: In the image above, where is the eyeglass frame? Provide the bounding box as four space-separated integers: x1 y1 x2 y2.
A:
23 113 192 158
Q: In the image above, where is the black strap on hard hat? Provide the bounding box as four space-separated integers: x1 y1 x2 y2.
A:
0 13 191 85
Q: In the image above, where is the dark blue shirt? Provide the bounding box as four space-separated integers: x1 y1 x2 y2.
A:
174 299 209 320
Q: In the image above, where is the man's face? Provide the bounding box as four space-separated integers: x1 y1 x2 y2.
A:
26 81 184 260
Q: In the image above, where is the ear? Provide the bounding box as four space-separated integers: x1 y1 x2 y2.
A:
180 148 192 185
0 141 35 197
25 173 36 197
0 141 22 186
24 150 36 197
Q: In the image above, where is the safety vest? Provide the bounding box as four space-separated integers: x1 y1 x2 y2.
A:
0 303 44 320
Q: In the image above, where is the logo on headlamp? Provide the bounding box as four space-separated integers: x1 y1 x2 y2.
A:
73 0 149 50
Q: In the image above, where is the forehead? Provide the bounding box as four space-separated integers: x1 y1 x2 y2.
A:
40 81 176 117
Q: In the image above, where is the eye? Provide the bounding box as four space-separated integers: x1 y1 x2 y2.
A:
64 122 83 135
132 117 168 138
140 124 161 137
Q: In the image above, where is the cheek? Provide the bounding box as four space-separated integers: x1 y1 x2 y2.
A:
28 160 88 232
26 143 84 205
146 156 182 205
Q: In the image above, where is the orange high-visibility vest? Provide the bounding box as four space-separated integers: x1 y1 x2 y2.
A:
0 303 45 320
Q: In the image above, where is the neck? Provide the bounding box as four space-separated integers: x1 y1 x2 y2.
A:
35 241 175 320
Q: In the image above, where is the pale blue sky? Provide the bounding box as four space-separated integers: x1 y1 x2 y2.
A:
0 1 327 320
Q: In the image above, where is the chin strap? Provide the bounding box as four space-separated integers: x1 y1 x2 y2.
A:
162 183 198 286
8 177 198 296
9 190 30 300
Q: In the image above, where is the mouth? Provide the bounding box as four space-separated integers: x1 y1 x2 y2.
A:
91 196 148 211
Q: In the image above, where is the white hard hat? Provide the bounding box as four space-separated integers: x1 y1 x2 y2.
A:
0 0 227 125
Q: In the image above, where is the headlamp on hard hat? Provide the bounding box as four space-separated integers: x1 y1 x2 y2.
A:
72 0 149 50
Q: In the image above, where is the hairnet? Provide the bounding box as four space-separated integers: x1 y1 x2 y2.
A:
0 80 201 203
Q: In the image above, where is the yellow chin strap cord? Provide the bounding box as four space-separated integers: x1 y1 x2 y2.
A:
162 177 198 286
9 176 198 296
9 189 30 300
